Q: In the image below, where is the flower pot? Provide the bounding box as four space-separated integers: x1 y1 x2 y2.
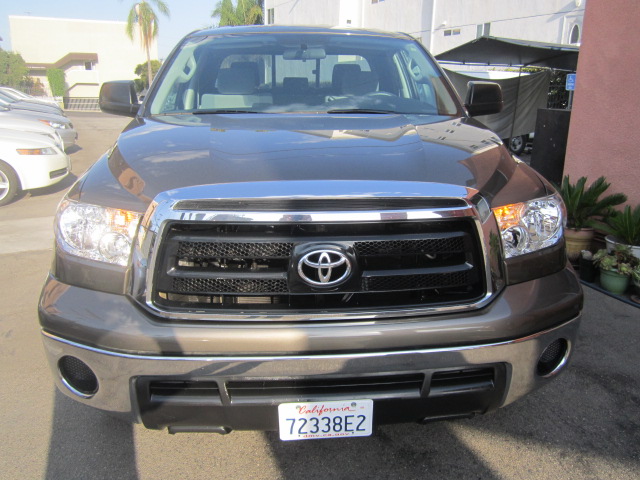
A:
634 277 640 296
605 235 640 260
565 228 594 262
599 269 630 295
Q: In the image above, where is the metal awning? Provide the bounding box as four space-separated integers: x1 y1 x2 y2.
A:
436 36 579 71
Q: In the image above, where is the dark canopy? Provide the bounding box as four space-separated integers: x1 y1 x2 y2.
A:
436 36 579 71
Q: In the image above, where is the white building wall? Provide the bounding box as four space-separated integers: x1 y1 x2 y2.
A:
428 0 585 55
263 0 585 55
265 0 340 26
9 16 156 97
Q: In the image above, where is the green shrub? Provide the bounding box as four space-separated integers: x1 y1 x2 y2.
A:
46 68 67 96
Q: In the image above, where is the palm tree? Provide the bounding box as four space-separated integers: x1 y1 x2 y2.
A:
126 1 170 88
212 0 263 26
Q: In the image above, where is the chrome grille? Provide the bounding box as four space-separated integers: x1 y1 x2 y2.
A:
152 217 485 315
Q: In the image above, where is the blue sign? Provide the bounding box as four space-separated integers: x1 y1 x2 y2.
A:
566 73 576 91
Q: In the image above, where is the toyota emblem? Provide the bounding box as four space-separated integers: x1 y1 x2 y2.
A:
297 249 352 287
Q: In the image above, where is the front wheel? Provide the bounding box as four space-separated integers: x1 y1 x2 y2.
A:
0 162 20 207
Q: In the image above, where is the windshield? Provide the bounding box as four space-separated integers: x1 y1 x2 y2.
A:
148 31 460 116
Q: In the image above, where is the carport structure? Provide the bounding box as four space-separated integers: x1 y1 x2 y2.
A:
436 36 579 167
435 36 579 70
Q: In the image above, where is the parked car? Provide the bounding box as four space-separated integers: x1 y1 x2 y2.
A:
39 26 581 440
0 128 70 206
0 86 61 109
0 106 77 150
0 93 64 116
0 115 64 151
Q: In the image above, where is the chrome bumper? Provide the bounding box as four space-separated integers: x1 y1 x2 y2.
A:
42 315 580 423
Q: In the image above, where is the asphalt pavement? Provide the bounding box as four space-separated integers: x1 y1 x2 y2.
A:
0 112 638 480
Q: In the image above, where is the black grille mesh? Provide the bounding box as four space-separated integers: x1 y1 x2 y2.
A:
172 277 289 294
362 271 470 292
177 241 293 259
355 237 464 256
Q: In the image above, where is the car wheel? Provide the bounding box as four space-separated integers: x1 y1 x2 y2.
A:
508 135 526 155
0 162 20 207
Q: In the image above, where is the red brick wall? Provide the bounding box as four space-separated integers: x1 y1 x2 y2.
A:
564 0 640 205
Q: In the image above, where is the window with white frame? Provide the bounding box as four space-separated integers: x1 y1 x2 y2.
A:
476 23 491 38
570 24 580 44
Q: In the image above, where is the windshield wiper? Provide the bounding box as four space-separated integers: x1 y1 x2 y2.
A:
325 108 396 114
191 109 261 114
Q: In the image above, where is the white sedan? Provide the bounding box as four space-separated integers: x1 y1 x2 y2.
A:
0 128 71 206
0 116 64 151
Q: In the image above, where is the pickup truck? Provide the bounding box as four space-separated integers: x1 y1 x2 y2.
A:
38 25 582 440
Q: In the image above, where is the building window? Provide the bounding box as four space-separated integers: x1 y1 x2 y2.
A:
444 29 460 37
267 8 274 24
570 24 580 44
371 0 378 3
84 61 93 71
476 23 491 38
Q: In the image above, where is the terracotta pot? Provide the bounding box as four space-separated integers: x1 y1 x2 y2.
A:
599 269 630 295
565 228 594 262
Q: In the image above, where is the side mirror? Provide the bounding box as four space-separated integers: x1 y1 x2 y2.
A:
99 81 140 117
464 81 503 117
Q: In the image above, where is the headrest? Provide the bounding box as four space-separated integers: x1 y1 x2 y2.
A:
332 64 362 89
283 77 309 91
341 71 379 95
231 62 260 85
215 68 257 94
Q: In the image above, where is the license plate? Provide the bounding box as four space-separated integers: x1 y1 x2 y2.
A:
278 399 373 441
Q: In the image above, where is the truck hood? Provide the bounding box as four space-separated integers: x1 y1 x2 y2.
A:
73 114 547 212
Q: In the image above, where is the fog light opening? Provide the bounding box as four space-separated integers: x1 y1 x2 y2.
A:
58 356 99 398
536 338 570 377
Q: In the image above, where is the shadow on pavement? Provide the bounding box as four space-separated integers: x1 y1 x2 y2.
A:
263 421 499 479
264 289 640 479
46 390 138 480
65 145 82 155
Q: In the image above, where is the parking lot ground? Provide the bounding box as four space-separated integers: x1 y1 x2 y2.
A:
0 112 638 479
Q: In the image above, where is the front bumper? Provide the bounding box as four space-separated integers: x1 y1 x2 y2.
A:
59 128 77 150
41 315 580 432
15 151 70 190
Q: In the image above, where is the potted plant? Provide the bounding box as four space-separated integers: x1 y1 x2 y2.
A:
598 204 640 259
558 176 627 262
593 245 638 294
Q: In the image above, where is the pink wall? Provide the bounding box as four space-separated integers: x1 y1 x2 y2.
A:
564 0 640 206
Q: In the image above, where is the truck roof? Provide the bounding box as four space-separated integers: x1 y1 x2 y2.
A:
188 24 414 41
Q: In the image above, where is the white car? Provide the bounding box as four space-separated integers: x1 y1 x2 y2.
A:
0 87 60 109
0 116 64 151
0 106 78 150
0 128 71 206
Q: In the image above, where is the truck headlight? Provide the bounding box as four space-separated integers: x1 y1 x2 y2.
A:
56 199 142 266
493 193 565 258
